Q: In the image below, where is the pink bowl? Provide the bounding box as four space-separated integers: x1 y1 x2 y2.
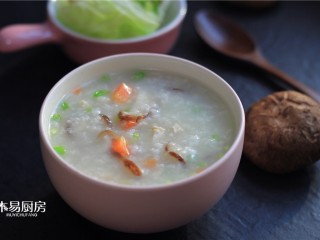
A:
39 53 245 233
0 0 187 63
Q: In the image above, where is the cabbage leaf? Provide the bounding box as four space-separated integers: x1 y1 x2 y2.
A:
54 0 169 39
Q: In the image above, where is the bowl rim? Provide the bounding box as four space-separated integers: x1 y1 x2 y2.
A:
39 53 245 192
47 0 187 44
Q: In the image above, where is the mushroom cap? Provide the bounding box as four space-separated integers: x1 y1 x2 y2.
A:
244 90 320 174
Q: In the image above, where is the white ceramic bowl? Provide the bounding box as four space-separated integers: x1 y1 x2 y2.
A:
39 53 245 233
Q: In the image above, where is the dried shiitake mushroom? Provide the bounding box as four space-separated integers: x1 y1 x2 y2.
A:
244 90 320 174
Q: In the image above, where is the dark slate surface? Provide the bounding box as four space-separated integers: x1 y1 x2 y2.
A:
0 1 319 239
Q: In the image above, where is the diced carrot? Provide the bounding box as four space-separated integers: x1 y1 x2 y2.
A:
143 158 157 169
111 83 132 103
118 111 150 130
120 120 138 130
72 87 83 95
111 136 130 157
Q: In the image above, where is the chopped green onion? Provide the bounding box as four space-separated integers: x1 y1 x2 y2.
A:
198 161 207 168
223 145 230 152
132 70 145 81
191 106 202 113
216 152 224 159
93 89 110 98
60 101 69 110
132 132 140 141
100 74 111 82
86 107 93 113
123 107 131 112
215 145 230 160
51 113 61 121
50 128 58 136
53 146 66 155
164 179 172 184
211 133 220 141
119 178 132 185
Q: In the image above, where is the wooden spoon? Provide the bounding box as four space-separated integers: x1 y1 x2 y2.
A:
194 10 320 102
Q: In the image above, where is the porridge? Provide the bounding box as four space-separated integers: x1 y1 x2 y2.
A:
49 69 235 186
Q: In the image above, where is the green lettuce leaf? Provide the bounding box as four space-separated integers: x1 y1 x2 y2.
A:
54 0 168 39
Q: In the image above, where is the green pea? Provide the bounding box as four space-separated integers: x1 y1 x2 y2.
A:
60 101 69 110
223 145 230 152
53 146 66 155
50 128 58 136
191 106 202 113
132 70 145 81
100 74 111 82
86 107 93 113
123 107 131 112
211 133 220 141
216 153 224 159
93 89 110 98
198 161 207 168
51 114 61 121
132 132 140 141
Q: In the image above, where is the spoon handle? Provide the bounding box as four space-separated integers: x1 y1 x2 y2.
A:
252 52 320 102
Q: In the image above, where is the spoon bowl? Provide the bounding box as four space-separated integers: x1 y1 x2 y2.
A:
194 10 320 102
195 12 255 57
